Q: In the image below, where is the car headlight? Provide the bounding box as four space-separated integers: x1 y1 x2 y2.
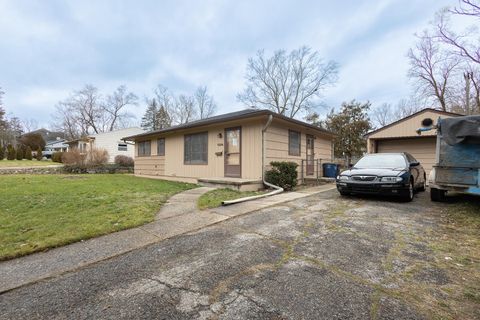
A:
337 175 350 181
380 176 403 182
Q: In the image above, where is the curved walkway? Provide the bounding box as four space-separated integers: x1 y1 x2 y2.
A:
0 184 335 293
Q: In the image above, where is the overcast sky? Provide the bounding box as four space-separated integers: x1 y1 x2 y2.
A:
0 0 453 128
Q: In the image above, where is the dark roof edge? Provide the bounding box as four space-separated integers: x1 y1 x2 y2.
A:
365 108 463 138
122 109 335 140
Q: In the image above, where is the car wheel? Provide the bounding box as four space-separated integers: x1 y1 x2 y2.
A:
404 180 414 202
339 191 350 196
430 187 446 202
418 174 426 192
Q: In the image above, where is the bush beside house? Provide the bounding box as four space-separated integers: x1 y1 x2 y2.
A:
61 148 131 173
114 155 134 167
52 152 63 163
265 161 298 191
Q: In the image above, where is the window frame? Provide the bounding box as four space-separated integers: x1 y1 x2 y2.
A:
137 140 151 157
184 132 208 165
288 130 301 156
157 138 165 156
118 143 128 152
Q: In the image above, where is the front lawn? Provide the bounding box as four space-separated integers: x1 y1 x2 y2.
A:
0 174 195 260
0 159 56 167
198 188 265 209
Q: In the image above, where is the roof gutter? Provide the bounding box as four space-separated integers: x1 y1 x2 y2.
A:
222 114 284 206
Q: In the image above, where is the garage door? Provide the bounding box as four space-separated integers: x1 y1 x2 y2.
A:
376 137 437 176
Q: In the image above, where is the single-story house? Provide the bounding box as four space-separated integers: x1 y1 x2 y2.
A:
365 108 462 176
66 127 145 163
123 109 335 190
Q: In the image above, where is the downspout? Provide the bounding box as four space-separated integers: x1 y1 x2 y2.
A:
222 115 284 205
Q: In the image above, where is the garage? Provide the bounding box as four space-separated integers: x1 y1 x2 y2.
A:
376 137 436 176
366 108 461 177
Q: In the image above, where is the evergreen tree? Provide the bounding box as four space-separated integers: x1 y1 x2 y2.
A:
16 145 24 160
141 99 159 131
36 147 43 161
25 146 33 160
6 144 15 160
0 145 4 160
156 106 171 129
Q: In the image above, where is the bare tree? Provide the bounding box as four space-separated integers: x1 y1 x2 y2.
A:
371 103 395 128
394 97 424 119
103 85 138 131
52 84 138 139
408 32 460 111
21 118 39 132
436 2 480 64
194 86 216 119
173 94 197 124
237 46 338 118
370 97 423 129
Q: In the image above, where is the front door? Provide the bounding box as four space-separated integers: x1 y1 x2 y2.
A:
306 134 315 175
225 127 241 177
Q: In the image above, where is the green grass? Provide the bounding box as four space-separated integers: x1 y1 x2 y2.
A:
0 174 195 260
0 159 56 167
198 188 265 210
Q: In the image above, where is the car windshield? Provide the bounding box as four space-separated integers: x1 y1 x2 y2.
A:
354 154 406 169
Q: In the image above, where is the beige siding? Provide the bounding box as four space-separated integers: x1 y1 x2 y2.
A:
368 110 456 139
134 119 264 180
376 137 436 176
265 119 333 177
91 127 145 162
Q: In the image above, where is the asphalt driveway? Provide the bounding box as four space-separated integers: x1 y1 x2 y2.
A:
0 189 478 319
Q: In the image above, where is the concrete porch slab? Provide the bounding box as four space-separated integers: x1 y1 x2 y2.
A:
198 177 263 191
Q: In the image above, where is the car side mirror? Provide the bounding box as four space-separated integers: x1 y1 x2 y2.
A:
410 161 420 167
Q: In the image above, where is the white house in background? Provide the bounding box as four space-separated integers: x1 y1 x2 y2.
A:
66 127 145 163
45 138 69 153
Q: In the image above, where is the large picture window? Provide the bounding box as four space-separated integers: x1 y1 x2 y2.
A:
157 138 165 156
184 132 208 164
288 130 301 156
137 140 151 157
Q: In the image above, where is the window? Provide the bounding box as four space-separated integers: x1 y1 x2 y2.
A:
288 130 301 156
118 143 128 151
137 140 151 157
184 132 208 164
157 138 165 156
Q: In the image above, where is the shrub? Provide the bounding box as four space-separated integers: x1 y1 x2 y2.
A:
62 149 85 166
18 133 46 151
0 146 4 160
6 144 15 160
114 155 134 167
36 147 43 161
25 146 33 160
87 148 109 167
265 161 298 191
16 146 24 160
52 152 64 163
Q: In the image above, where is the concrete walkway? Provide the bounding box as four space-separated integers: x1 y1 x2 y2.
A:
0 184 336 293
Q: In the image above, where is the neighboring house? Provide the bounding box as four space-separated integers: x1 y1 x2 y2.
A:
44 138 68 153
123 109 335 190
365 108 462 176
66 127 145 163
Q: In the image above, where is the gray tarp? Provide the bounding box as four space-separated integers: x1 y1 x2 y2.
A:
440 115 480 145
